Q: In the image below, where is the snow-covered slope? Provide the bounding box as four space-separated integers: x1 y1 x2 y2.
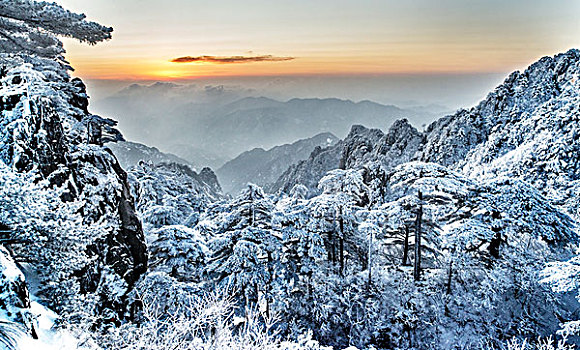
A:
0 246 102 350
443 50 580 218
128 162 222 231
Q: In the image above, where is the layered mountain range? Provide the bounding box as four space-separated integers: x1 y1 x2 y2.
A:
98 88 434 165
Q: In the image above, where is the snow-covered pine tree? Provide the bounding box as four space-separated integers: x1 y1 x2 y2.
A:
313 169 371 273
205 184 282 313
271 188 325 333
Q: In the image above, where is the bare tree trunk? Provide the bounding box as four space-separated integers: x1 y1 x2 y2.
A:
367 229 373 290
266 252 273 319
328 230 334 263
446 260 452 294
339 206 344 275
339 237 344 274
402 225 410 266
413 191 423 282
488 210 502 259
248 184 255 226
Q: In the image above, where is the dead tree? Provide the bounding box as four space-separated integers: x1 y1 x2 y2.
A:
413 191 423 281
338 206 345 275
367 228 373 290
402 225 410 266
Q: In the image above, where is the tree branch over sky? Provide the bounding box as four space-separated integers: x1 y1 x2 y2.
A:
0 0 112 58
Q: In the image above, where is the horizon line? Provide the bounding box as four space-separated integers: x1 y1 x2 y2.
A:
78 70 510 82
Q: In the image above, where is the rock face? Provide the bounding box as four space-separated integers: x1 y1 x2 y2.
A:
107 151 148 287
0 56 147 320
199 166 222 196
217 132 338 194
275 50 580 219
340 119 423 170
271 141 344 196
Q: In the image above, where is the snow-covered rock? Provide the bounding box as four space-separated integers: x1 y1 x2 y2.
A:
0 53 147 321
415 50 580 218
128 161 222 232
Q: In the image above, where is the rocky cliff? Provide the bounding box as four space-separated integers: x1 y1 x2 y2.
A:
0 55 147 322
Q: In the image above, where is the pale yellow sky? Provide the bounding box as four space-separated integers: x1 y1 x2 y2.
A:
55 0 580 80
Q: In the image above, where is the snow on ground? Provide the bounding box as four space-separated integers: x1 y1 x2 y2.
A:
17 301 96 350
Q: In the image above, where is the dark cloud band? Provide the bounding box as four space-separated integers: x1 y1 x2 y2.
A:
171 55 294 64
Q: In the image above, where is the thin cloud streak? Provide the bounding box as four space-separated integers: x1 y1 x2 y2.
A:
171 55 295 64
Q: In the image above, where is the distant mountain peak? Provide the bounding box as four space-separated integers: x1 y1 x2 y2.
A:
217 133 339 194
107 141 192 170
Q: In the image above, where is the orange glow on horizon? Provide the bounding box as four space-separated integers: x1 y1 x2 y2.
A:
54 0 580 82
66 53 523 81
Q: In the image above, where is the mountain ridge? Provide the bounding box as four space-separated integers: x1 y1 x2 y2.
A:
217 132 338 194
96 90 436 164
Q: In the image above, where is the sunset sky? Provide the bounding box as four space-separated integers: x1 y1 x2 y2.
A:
54 0 580 81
